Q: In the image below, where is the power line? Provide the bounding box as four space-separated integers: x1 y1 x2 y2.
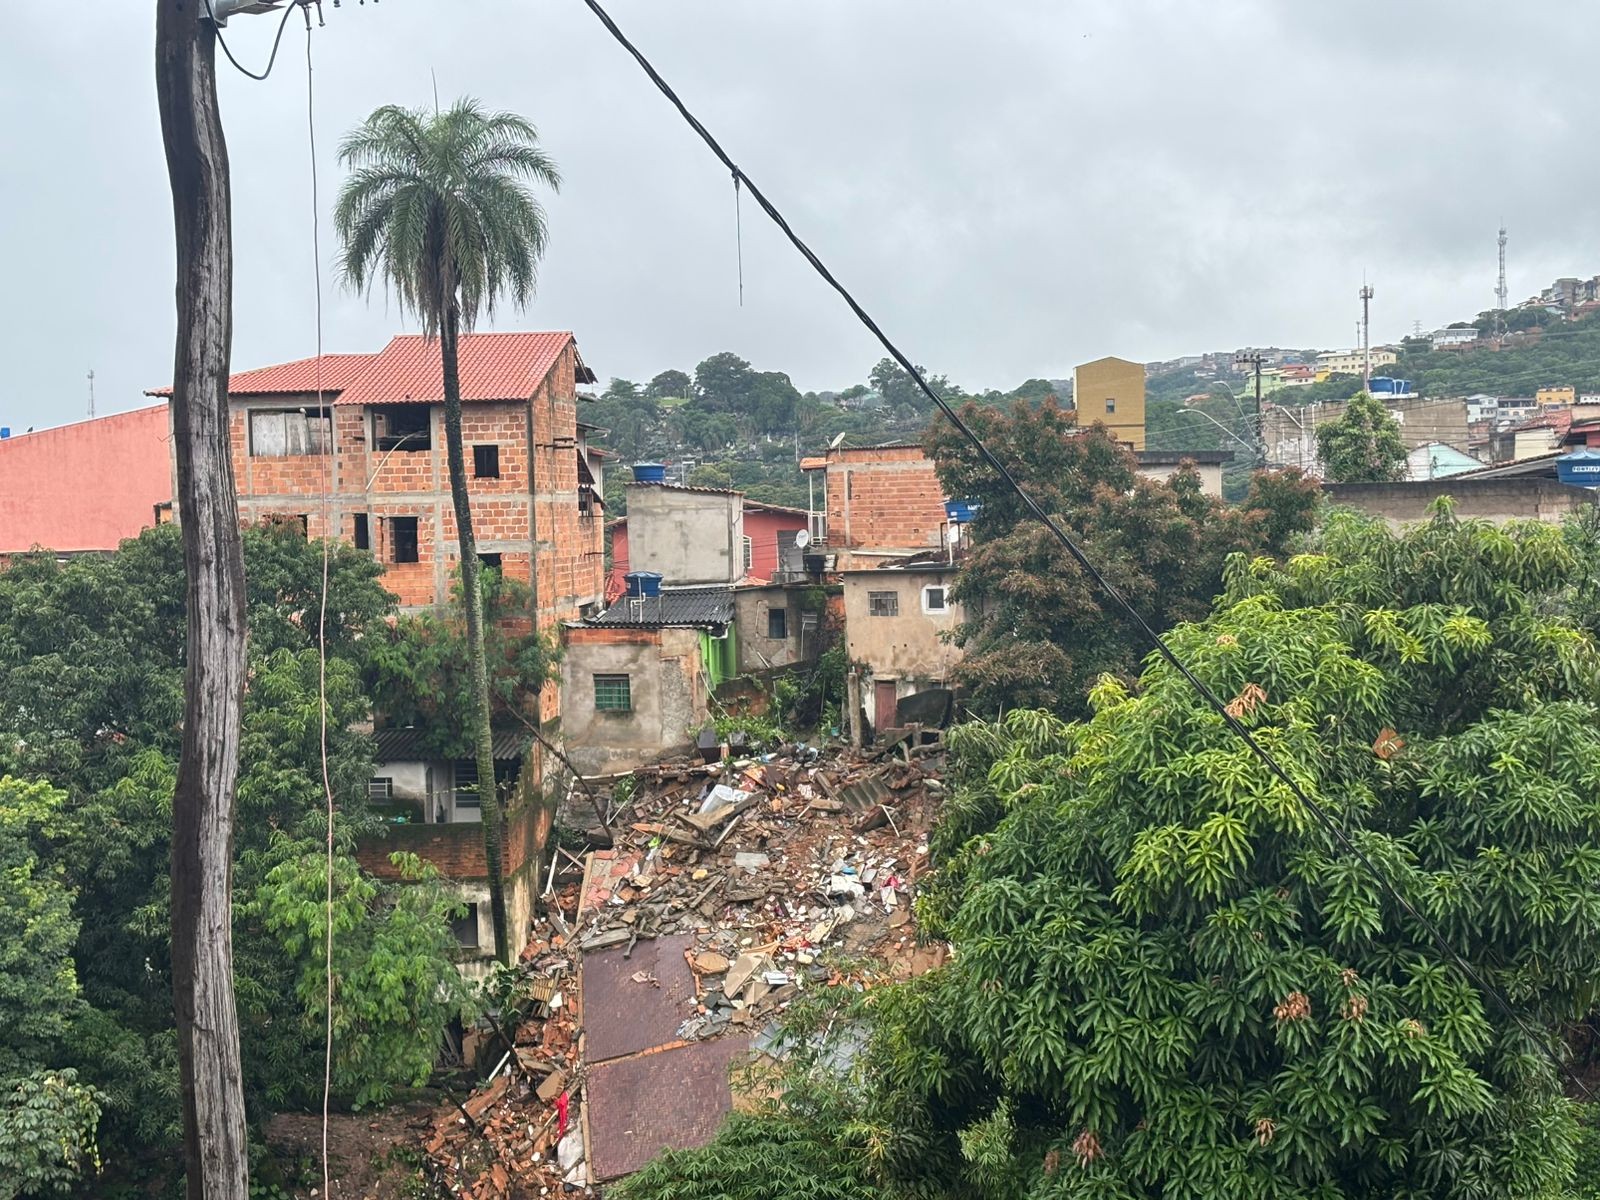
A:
576 0 1588 1094
202 0 301 82
297 10 337 1197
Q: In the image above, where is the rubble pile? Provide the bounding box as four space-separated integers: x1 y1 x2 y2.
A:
418 731 950 1197
422 893 588 1198
576 731 950 1025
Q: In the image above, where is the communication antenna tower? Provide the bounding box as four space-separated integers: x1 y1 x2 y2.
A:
1359 282 1374 388
1496 224 1509 337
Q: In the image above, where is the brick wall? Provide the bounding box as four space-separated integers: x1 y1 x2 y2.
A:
823 446 947 559
356 745 555 883
224 345 605 636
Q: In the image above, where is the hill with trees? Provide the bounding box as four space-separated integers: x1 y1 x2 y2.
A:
589 353 1082 513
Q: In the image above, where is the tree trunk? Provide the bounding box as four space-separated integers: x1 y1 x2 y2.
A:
155 3 250 1197
440 310 511 963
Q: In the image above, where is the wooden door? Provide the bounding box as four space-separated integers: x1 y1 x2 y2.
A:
874 680 899 732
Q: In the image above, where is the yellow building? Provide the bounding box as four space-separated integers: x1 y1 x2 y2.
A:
1537 385 1575 408
1073 356 1146 450
1316 348 1397 376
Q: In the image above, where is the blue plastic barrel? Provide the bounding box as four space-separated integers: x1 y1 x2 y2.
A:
625 571 664 598
632 463 667 483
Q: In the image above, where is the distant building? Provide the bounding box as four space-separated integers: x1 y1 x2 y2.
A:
842 560 964 732
561 585 736 776
801 443 949 567
1073 356 1147 450
1134 449 1233 497
1429 328 1481 352
1537 385 1576 408
0 406 173 557
1316 348 1398 376
1262 395 1470 477
605 492 810 603
148 331 607 618
1325 477 1592 527
1404 442 1483 481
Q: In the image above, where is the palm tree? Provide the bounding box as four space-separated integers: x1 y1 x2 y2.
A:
335 99 560 964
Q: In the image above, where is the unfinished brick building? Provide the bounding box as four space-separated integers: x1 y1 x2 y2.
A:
154 330 607 621
801 442 950 567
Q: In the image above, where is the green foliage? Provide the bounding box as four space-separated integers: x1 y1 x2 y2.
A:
249 851 476 1107
0 1070 102 1199
1571 1103 1600 1198
1316 392 1409 483
1389 310 1596 399
0 525 464 1177
927 396 1321 716
0 780 103 1197
872 508 1600 1198
366 567 555 761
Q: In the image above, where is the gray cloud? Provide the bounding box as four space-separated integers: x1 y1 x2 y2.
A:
3 0 1596 431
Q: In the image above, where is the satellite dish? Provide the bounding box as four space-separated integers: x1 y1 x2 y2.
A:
828 431 847 449
794 529 812 549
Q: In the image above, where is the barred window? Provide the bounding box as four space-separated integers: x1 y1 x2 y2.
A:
595 674 632 712
868 591 899 617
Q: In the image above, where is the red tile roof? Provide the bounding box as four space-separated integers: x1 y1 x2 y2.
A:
145 353 376 397
147 331 594 403
336 331 579 406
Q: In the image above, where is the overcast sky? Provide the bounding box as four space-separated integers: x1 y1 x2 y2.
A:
3 1 1595 430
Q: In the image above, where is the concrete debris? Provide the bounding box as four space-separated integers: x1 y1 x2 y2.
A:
416 734 950 1195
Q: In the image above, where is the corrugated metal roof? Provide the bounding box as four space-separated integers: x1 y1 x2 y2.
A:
337 331 578 407
743 499 812 518
586 586 734 629
372 726 530 762
146 353 376 397
624 481 741 497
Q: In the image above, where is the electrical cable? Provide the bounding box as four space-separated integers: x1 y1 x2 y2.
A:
202 0 300 82
576 0 1591 1095
299 11 337 1196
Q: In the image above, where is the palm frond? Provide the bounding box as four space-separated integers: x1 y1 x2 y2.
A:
333 96 558 332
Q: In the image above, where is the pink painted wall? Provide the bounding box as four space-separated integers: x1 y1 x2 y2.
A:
0 406 172 554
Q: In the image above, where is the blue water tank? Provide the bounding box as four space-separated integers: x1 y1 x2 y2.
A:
1557 450 1600 488
944 499 981 523
1369 377 1414 397
625 571 663 598
0 428 9 439
632 463 667 483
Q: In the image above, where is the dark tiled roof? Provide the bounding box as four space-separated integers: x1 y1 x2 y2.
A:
372 726 529 762
587 586 734 629
1136 449 1236 465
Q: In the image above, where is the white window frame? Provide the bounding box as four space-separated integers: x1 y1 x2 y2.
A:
922 585 949 614
742 535 753 573
368 777 394 801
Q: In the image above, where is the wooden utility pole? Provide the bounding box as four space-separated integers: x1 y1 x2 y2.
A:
155 2 250 1196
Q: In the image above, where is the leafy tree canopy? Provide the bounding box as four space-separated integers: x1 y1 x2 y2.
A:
366 567 556 761
646 368 692 400
927 397 1319 715
0 525 473 1182
629 505 1600 1200
1317 392 1408 483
